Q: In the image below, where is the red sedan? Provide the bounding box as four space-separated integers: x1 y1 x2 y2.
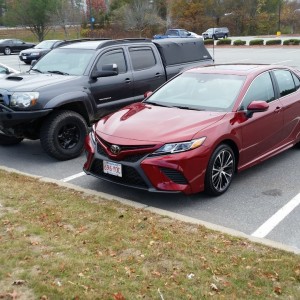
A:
83 64 300 196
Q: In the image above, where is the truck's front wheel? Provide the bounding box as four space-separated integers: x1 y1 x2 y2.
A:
40 110 88 160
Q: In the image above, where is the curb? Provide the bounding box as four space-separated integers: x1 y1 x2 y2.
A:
1 165 299 255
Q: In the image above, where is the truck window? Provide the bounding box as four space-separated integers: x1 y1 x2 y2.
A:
129 47 156 71
96 49 127 74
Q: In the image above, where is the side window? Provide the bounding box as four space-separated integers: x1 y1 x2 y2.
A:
240 72 275 110
292 73 300 90
273 70 296 97
129 47 156 71
96 49 127 74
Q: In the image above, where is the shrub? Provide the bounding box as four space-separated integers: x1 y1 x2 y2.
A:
266 39 282 45
216 39 232 45
204 39 214 45
283 39 300 45
249 39 264 45
233 39 246 46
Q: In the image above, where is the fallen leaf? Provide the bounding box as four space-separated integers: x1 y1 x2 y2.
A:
113 292 126 300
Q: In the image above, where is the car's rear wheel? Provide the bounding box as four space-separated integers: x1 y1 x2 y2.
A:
0 133 23 145
205 144 235 196
40 110 88 161
4 47 11 55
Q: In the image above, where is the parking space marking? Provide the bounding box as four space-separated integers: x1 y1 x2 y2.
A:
251 192 300 238
61 172 86 182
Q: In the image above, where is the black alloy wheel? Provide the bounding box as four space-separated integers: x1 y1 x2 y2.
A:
40 110 88 160
205 144 235 196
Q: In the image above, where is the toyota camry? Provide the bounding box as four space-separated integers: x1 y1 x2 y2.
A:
83 64 300 196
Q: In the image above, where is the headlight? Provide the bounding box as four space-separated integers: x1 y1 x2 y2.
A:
153 137 206 155
10 92 39 108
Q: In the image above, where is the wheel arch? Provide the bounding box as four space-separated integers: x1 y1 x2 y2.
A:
212 139 239 172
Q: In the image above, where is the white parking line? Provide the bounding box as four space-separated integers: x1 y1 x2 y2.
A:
251 192 300 238
61 172 86 182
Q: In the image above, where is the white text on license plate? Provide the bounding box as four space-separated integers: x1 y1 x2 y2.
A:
103 161 122 177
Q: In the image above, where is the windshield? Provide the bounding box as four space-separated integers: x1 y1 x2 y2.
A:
35 40 57 49
145 72 245 112
32 48 95 76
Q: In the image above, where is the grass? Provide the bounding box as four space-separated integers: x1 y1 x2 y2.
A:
0 169 299 299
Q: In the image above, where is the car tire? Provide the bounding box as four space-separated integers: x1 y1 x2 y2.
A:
204 144 235 196
40 110 88 161
212 34 217 40
4 47 11 55
0 133 23 145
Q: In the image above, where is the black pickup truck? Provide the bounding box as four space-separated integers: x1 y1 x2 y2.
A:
0 38 213 160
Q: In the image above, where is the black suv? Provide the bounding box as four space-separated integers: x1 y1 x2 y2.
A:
202 27 229 40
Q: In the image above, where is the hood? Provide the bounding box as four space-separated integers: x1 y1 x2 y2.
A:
0 73 79 91
20 48 46 54
96 102 226 144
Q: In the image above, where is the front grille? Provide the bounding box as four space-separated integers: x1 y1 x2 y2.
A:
160 167 188 185
90 159 148 189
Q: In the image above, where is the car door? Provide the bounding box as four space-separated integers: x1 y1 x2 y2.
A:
272 69 300 144
12 40 25 52
89 47 134 119
127 45 165 101
238 71 284 168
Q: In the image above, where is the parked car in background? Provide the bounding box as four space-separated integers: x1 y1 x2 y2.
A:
19 40 64 64
154 28 194 39
0 63 19 77
84 64 300 196
0 39 35 55
202 27 229 39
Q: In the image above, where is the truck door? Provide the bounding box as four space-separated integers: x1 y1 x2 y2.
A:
89 48 134 118
128 46 165 101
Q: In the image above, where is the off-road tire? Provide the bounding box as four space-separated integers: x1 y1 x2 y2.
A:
4 47 11 55
205 144 235 196
40 110 88 161
0 133 23 145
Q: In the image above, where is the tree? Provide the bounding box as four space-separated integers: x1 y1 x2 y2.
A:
6 0 60 41
112 0 164 37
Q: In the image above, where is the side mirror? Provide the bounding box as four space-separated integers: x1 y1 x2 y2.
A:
246 100 269 118
91 63 118 79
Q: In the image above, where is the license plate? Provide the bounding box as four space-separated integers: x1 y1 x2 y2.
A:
22 56 27 59
103 160 122 177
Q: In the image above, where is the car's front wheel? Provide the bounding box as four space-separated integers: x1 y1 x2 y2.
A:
205 144 235 196
4 47 11 55
40 110 88 161
0 133 23 145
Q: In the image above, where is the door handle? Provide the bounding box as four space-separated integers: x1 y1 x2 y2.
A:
275 106 281 113
125 78 131 83
155 73 161 77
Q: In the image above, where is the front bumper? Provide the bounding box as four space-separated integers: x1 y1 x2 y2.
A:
0 104 52 129
83 133 210 195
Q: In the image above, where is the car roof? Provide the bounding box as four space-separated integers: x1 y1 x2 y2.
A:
187 64 289 76
60 38 153 50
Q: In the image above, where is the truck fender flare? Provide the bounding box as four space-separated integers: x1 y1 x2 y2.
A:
43 91 93 117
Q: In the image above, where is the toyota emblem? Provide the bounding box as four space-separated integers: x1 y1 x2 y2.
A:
110 144 121 155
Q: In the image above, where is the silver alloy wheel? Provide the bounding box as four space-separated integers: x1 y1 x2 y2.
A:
211 149 234 193
4 47 11 55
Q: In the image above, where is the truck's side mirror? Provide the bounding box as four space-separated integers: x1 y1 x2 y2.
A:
91 63 118 79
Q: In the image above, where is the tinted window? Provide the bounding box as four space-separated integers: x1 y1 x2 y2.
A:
273 70 296 97
129 47 156 71
97 49 127 74
240 72 275 109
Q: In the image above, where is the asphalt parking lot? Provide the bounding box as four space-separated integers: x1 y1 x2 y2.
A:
0 44 300 253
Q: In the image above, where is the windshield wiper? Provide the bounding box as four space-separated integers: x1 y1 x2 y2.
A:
31 68 43 73
146 101 171 107
48 70 69 75
173 105 204 111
